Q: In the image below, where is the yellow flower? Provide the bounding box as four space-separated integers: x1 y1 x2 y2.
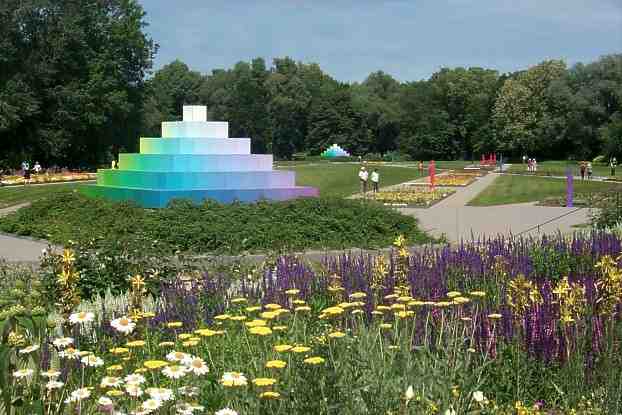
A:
245 319 267 328
446 291 462 298
144 360 168 370
371 311 384 316
470 291 486 298
295 306 311 312
273 325 288 331
178 333 193 340
62 249 76 264
134 368 148 374
328 331 346 339
182 340 199 347
107 389 124 397
166 322 183 328
292 299 306 305
195 329 217 337
390 304 406 311
395 311 414 318
274 344 292 352
230 316 247 321
435 301 453 308
252 377 277 387
351 309 364 315
231 297 247 304
304 356 325 365
376 305 391 311
453 296 470 305
126 340 145 348
245 306 261 313
189 337 201 341
265 360 287 369
264 303 282 310
388 345 399 350
408 300 425 307
260 391 281 399
285 289 300 296
487 313 503 320
260 311 279 320
397 296 413 303
214 314 229 321
158 341 175 347
321 306 344 316
110 347 129 355
349 292 367 299
142 312 156 318
384 294 398 300
106 365 123 372
380 323 392 329
291 346 311 353
249 326 272 336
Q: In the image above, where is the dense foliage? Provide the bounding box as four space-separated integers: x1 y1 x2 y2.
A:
1 233 621 414
0 0 156 169
0 190 430 255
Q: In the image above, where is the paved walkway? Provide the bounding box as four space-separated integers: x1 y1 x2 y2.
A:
400 173 594 241
0 203 57 264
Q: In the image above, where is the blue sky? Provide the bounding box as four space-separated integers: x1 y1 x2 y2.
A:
140 0 622 82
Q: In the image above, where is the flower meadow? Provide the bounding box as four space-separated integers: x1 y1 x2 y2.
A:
1 233 622 414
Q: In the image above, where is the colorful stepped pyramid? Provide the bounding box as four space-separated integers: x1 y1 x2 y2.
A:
321 144 350 158
83 106 318 208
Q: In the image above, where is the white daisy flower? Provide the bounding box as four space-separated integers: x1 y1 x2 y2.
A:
146 387 174 402
46 380 64 390
58 347 80 360
41 369 61 379
184 356 209 376
101 376 123 388
142 398 161 412
52 337 74 348
81 355 104 367
18 344 40 354
125 384 144 397
98 396 114 408
177 386 199 397
65 387 91 403
162 365 189 379
124 373 146 385
220 372 247 386
166 351 188 362
68 311 95 324
215 409 238 415
111 316 136 335
13 369 34 379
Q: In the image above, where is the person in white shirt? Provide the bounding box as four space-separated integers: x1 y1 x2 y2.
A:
358 167 369 194
371 169 379 193
34 162 41 174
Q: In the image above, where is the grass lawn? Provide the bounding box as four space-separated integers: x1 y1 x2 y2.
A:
0 182 88 209
469 175 622 206
506 160 613 177
279 163 424 197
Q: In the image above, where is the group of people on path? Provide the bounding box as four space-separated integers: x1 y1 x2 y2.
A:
358 165 380 194
579 161 593 180
522 155 538 172
20 160 42 185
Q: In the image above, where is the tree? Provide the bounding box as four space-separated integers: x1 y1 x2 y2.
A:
0 0 156 168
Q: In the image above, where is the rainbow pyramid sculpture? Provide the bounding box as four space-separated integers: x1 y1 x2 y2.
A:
321 144 350 158
84 106 319 208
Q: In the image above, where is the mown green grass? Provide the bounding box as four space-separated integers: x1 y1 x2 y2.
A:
0 182 88 209
506 160 613 177
469 175 622 206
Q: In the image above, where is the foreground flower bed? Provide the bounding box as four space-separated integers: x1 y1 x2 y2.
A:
372 188 454 206
1 233 621 414
0 172 97 186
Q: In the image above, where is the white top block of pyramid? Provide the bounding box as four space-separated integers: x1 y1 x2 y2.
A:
183 105 207 122
162 105 229 138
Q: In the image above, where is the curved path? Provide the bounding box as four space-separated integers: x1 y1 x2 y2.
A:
0 203 58 264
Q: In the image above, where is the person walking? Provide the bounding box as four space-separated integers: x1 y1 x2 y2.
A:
580 161 586 180
533 158 538 173
22 162 30 185
358 166 369 194
611 157 617 176
418 161 424 175
587 162 593 180
34 161 41 174
371 168 379 193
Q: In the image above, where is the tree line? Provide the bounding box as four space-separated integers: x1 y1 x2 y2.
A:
1 1 621 168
